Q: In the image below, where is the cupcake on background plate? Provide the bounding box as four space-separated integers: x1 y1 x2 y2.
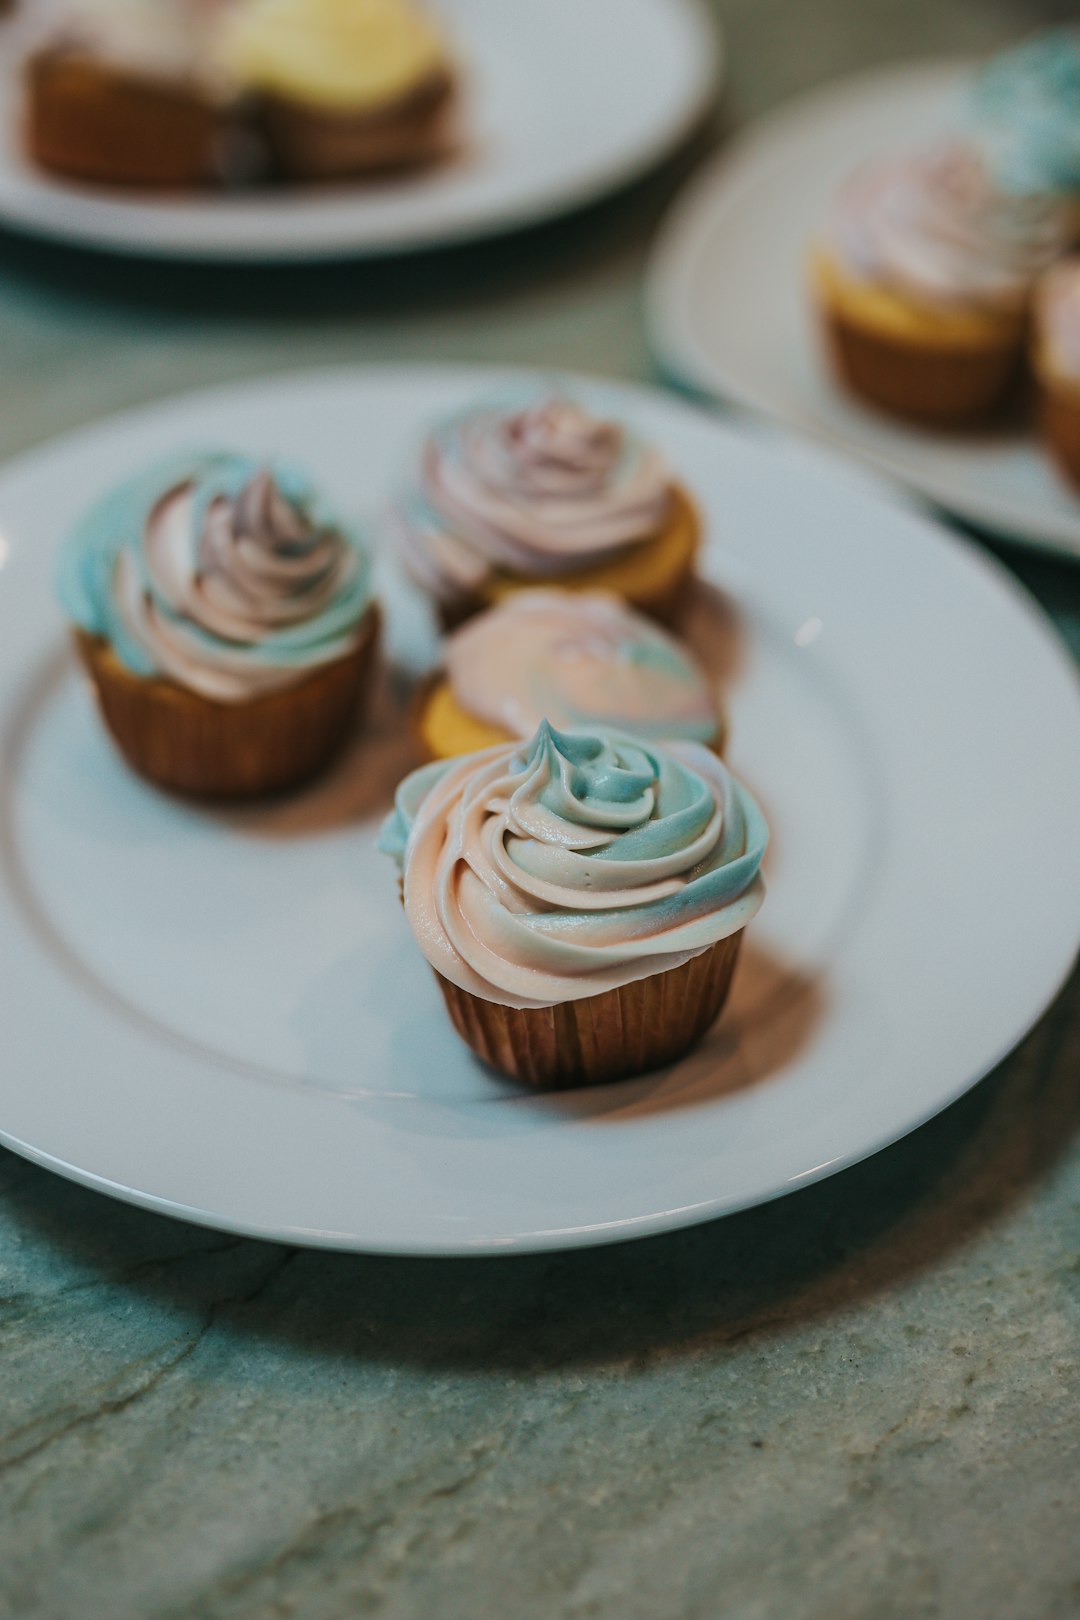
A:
415 588 724 760
217 0 455 180
58 452 380 797
810 141 1071 424
380 722 767 1088
24 0 229 187
1032 260 1080 489
395 393 701 629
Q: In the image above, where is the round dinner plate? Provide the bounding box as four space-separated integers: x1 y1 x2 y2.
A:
0 0 719 261
0 364 1078 1255
647 59 1080 560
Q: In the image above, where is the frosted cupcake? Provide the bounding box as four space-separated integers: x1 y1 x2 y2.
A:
395 394 701 629
1032 260 1080 488
811 141 1071 423
217 0 455 180
380 722 766 1087
24 0 229 187
416 589 724 760
58 452 379 797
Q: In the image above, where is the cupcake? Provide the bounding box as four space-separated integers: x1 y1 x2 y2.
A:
416 588 724 761
810 141 1071 424
58 452 379 797
379 723 767 1088
395 394 701 630
1032 260 1080 489
24 0 228 188
217 0 455 181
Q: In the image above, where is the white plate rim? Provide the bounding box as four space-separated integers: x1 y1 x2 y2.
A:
0 0 721 262
0 361 1078 1256
645 56 1080 560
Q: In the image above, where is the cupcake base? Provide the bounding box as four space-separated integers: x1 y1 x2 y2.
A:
74 605 379 798
259 70 455 180
435 932 743 1088
821 305 1022 425
435 484 701 634
25 50 219 188
414 672 512 759
1039 378 1080 490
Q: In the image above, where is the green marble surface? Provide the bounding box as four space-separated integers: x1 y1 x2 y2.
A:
1 3 1079 1616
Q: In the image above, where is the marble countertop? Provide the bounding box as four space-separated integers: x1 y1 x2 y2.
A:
2 2 1078 1616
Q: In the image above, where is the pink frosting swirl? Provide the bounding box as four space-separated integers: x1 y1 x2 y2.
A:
107 458 372 703
827 141 1071 312
396 396 674 609
443 589 718 744
381 724 767 1010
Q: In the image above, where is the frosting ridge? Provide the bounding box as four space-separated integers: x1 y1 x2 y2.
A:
58 451 374 703
826 142 1071 312
443 589 718 744
380 723 766 1009
396 394 674 608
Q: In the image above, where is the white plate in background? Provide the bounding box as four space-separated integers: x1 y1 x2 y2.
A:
647 60 1080 559
0 364 1077 1254
0 0 719 260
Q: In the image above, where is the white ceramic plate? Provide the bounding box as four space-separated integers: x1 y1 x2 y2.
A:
647 60 1080 560
1 364 1078 1255
0 0 719 261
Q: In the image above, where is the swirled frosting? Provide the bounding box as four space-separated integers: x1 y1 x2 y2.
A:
827 142 1071 312
379 722 766 1009
218 0 447 110
971 29 1080 197
396 395 675 609
1034 259 1080 384
58 452 374 703
40 0 225 85
443 590 718 744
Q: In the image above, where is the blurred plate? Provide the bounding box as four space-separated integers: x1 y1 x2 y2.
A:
0 0 719 260
0 364 1078 1254
647 59 1080 560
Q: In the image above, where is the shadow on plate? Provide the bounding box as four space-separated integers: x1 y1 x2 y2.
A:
678 576 747 693
503 940 825 1125
217 659 425 839
0 121 720 322
1 963 1075 1376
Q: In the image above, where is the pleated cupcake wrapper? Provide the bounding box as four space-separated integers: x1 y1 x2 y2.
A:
260 71 456 181
76 605 379 799
435 930 744 1089
821 305 1021 425
27 51 220 188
